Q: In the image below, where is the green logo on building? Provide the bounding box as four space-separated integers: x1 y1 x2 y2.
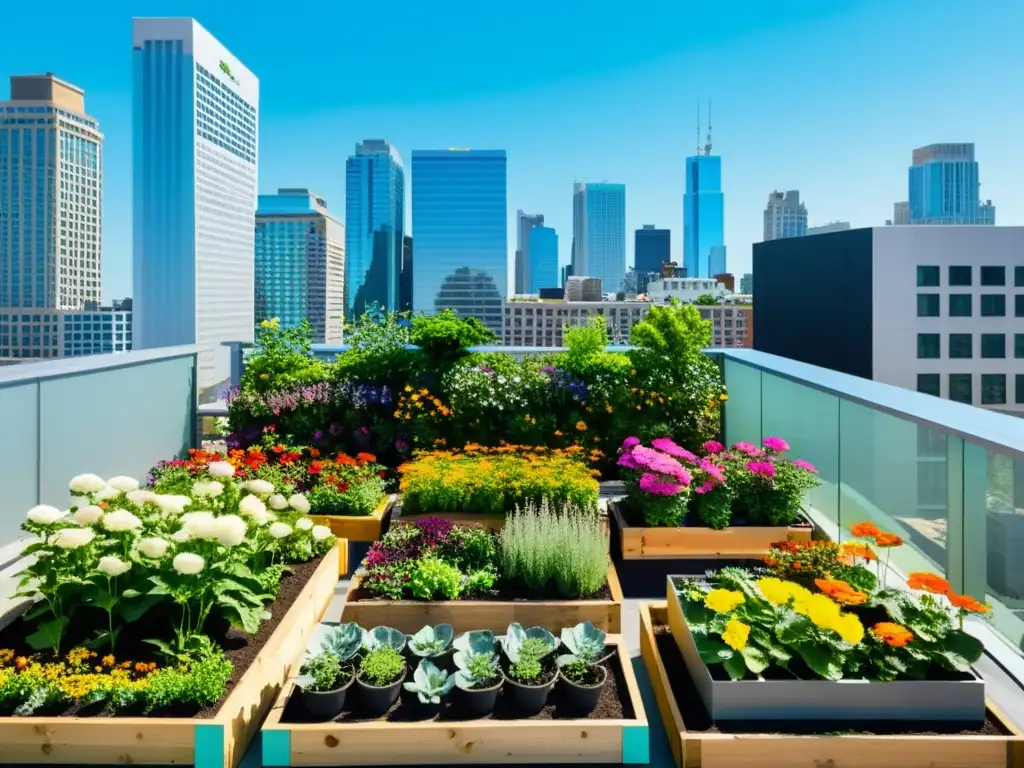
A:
219 60 239 85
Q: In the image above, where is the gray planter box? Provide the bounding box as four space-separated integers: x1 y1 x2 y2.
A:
666 578 987 722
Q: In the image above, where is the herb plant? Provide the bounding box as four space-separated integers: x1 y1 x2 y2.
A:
501 624 556 684
557 621 611 685
359 647 405 687
453 630 501 690
296 652 343 692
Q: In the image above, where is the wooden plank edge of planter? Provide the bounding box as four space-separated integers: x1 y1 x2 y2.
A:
309 495 396 546
0 543 342 768
260 635 648 766
340 563 623 633
393 506 609 536
609 502 812 560
638 600 1024 768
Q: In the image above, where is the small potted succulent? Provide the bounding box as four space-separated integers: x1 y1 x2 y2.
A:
500 622 558 715
556 620 615 713
356 625 408 715
402 659 456 717
452 630 503 717
294 622 362 719
406 623 455 668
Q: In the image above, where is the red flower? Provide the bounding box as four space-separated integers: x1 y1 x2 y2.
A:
309 461 323 475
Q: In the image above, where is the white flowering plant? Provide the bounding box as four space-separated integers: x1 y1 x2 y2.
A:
16 463 337 661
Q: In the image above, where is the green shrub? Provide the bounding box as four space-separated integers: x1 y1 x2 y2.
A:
359 647 405 686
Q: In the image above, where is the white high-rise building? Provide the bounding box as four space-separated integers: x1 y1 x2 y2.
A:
132 18 259 396
763 190 808 241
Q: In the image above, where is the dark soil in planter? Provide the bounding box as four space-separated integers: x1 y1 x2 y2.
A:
653 624 1010 736
280 647 635 724
0 555 324 719
352 579 612 603
615 500 811 530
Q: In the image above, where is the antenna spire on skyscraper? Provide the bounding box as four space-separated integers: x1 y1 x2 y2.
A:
696 101 701 155
704 100 713 156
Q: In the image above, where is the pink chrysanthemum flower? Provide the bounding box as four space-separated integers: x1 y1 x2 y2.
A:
762 436 790 453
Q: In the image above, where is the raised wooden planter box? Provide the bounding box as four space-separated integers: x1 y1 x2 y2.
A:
639 601 1024 768
309 495 396 545
341 563 623 634
391 508 611 536
260 635 649 766
609 502 812 559
0 543 344 768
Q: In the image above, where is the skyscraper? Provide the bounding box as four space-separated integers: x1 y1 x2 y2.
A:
132 18 259 394
763 190 807 241
683 130 725 277
634 225 670 274
514 210 544 294
891 201 910 226
255 189 344 344
344 140 404 318
0 75 103 358
399 235 413 313
908 144 996 225
527 226 558 293
411 149 507 333
572 182 626 293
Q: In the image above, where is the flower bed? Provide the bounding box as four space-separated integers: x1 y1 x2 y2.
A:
261 621 649 766
398 444 601 516
639 601 1021 768
611 437 816 559
342 504 622 633
0 467 342 767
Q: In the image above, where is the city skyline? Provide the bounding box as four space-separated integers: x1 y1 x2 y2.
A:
1 1 1021 301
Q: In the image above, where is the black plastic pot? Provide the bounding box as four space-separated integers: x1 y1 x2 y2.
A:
299 673 354 721
455 677 503 718
356 667 407 716
558 665 607 714
503 670 556 716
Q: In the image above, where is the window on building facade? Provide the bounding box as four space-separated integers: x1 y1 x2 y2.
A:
981 374 1006 405
949 294 972 316
1015 294 1024 318
916 266 940 287
1016 333 1024 359
1017 374 1024 405
981 294 1006 317
949 266 972 286
980 266 1006 286
917 294 939 317
948 333 972 358
949 374 972 404
1016 266 1024 287
981 333 1006 359
916 373 941 397
917 333 940 358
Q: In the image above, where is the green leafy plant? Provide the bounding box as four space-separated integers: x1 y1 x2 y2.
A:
359 647 405 687
407 624 454 658
296 652 343 692
452 630 501 690
501 623 556 683
407 555 463 600
402 659 455 704
557 621 611 685
410 310 497 366
361 625 406 653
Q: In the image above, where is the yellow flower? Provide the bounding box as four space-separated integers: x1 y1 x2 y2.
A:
704 589 744 613
833 613 865 645
721 619 750 651
720 393 729 401
575 421 587 431
756 577 803 605
794 593 842 631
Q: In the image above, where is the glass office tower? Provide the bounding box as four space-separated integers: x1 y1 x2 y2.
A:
572 182 626 294
908 144 996 225
132 18 259 395
255 189 344 343
683 154 725 278
634 225 670 274
345 140 404 318
411 149 507 333
527 226 558 294
515 210 544 294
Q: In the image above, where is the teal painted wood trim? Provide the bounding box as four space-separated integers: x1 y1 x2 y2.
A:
622 723 650 764
262 729 292 767
193 723 225 768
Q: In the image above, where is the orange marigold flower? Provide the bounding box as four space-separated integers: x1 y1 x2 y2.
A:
575 421 587 431
907 571 951 595
814 578 869 606
871 622 914 648
850 522 881 538
101 654 115 667
874 532 904 548
356 452 377 464
841 542 878 561
948 593 991 613
14 656 29 671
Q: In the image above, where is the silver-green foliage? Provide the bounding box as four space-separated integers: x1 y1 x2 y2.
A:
407 623 454 657
499 499 609 598
362 625 407 653
402 659 455 704
453 630 500 690
556 620 611 667
320 622 362 663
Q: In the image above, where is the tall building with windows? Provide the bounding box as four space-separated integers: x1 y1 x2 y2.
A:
344 140 404 318
683 149 725 278
132 18 258 395
634 225 670 274
572 183 626 294
908 144 996 225
514 211 544 294
411 149 507 333
0 74 104 359
399 235 413 312
763 190 807 241
527 226 558 293
255 189 343 344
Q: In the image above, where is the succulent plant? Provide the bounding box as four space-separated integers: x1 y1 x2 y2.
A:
407 623 454 658
402 659 456 704
556 620 610 667
500 622 556 663
453 630 500 690
362 625 407 653
320 622 363 664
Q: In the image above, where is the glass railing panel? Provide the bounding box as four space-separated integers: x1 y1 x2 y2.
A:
982 447 1024 656
837 399 955 580
722 358 762 447
0 383 41 543
760 372 840 528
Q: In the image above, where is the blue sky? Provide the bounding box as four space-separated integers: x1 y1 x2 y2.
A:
2 0 1022 301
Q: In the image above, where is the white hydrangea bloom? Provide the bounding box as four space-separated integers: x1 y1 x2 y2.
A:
52 527 96 549
238 495 267 518
69 474 106 494
137 537 170 559
268 494 289 511
72 505 104 526
268 522 293 539
107 476 140 493
295 517 314 531
101 509 143 532
27 505 64 525
127 489 158 507
311 525 332 541
214 515 248 547
287 494 310 514
181 511 219 540
244 479 275 496
172 552 205 575
207 461 235 479
97 555 132 577
155 495 191 515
